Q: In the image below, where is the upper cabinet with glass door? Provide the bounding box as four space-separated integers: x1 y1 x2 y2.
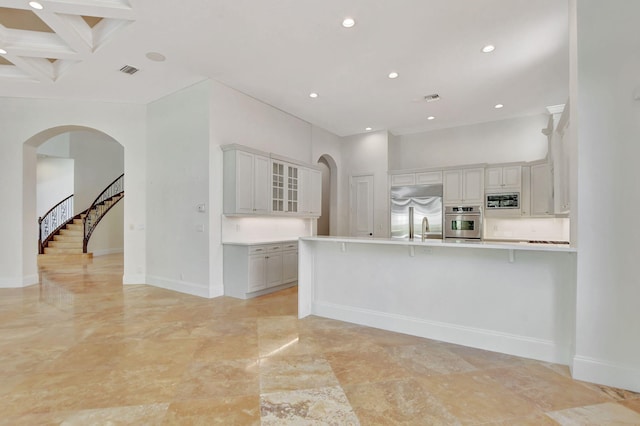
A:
222 144 321 217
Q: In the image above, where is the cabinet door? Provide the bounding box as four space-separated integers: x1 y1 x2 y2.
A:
416 171 442 185
253 155 270 214
391 173 415 186
462 168 484 204
443 170 463 204
272 161 285 212
309 169 322 216
502 166 522 187
531 163 552 216
298 167 310 214
287 165 299 213
282 250 298 283
485 167 503 189
235 151 255 214
248 255 266 292
265 253 283 287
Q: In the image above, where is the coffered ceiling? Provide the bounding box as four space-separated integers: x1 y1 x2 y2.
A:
0 0 569 136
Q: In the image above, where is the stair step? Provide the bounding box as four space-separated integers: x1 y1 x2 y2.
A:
60 229 83 237
44 247 83 254
48 240 80 248
53 234 82 242
38 253 93 266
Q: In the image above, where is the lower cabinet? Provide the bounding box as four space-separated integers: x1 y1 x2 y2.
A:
224 241 298 299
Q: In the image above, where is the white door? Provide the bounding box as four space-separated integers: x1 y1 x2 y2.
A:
350 175 374 237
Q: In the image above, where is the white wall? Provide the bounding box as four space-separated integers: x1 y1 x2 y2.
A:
37 133 70 157
88 200 124 256
571 0 640 392
69 130 124 214
389 114 550 170
311 125 343 236
0 97 146 288
36 157 74 218
341 131 390 237
221 217 314 243
146 81 211 297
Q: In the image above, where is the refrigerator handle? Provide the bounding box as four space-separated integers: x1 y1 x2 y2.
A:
409 206 414 240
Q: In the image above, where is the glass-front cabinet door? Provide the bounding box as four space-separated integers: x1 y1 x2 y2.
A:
287 165 298 213
272 162 285 212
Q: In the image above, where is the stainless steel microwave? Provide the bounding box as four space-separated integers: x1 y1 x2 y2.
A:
486 192 520 209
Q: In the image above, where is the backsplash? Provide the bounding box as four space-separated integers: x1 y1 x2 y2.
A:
484 217 570 242
221 216 314 243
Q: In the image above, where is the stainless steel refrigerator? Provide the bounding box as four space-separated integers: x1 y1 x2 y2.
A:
391 184 443 239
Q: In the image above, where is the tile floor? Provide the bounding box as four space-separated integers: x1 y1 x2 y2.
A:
1 254 639 425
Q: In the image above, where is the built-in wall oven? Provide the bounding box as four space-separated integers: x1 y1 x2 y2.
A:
444 206 483 240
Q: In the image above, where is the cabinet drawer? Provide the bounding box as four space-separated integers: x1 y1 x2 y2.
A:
282 242 298 251
249 245 269 255
267 244 283 253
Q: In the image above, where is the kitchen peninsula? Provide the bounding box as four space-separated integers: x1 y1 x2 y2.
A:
298 236 576 365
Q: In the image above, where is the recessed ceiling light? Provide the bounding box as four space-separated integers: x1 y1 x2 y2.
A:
494 103 504 109
28 1 43 10
309 92 319 98
427 116 435 120
145 52 166 62
482 44 495 53
0 48 7 55
342 17 355 28
365 127 372 131
388 72 399 79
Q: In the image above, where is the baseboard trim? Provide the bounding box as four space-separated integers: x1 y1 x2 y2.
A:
146 275 210 298
0 274 39 288
573 355 640 393
122 274 146 285
93 248 124 257
313 301 569 364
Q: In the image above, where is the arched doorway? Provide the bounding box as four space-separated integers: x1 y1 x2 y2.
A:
24 126 125 267
317 154 338 236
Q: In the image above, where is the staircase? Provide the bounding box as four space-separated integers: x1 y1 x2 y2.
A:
43 194 124 256
39 174 124 263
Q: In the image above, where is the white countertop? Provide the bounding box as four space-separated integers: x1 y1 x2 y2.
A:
222 239 298 246
300 236 576 253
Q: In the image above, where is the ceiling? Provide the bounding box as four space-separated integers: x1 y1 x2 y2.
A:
0 0 569 137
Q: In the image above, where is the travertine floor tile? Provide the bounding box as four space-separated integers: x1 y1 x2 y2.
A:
0 253 635 424
385 342 478 376
343 379 460 425
259 353 340 393
485 364 609 411
174 359 259 400
261 386 359 425
418 371 538 424
546 401 640 425
164 396 260 425
326 347 413 386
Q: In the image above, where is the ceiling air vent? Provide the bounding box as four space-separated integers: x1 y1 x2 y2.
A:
119 65 139 75
424 94 440 102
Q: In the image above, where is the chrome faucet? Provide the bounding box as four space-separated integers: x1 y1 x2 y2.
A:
421 216 430 241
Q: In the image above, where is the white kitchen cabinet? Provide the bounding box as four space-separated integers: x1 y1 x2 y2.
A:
390 171 442 186
223 241 298 299
282 242 298 283
530 162 553 216
444 168 484 205
223 148 271 215
299 168 322 216
485 165 521 190
390 173 416 186
416 171 442 185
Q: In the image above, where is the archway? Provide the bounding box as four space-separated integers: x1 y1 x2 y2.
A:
316 154 338 236
23 125 125 268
